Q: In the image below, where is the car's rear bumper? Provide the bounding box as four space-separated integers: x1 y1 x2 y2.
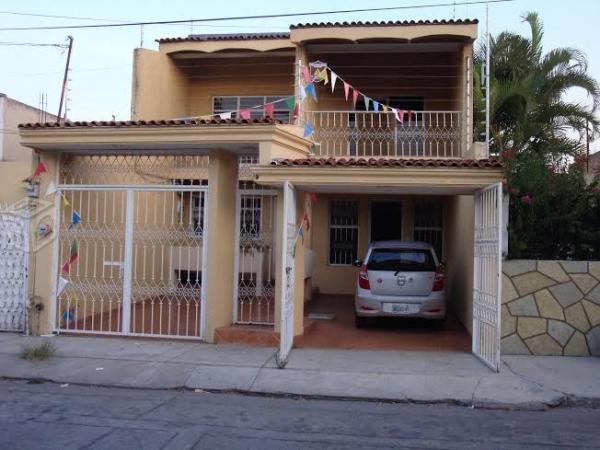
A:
355 291 446 319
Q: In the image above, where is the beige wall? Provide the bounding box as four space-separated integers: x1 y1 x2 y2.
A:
445 195 474 333
1 95 56 162
131 49 190 120
0 161 29 204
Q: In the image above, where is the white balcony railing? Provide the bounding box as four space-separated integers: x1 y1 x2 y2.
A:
307 111 462 159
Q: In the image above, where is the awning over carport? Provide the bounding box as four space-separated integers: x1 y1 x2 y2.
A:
252 157 504 195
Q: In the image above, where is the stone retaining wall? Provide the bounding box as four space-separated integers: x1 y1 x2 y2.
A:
502 260 600 356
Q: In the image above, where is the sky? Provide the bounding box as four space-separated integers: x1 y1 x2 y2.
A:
1 0 599 149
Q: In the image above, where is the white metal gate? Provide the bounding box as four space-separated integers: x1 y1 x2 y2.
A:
234 181 277 325
276 181 296 368
0 211 28 332
472 182 503 371
56 154 209 340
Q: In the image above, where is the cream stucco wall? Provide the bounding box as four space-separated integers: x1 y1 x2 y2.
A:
204 151 238 342
0 161 29 204
445 195 474 333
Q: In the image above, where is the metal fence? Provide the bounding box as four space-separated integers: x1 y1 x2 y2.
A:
308 111 462 159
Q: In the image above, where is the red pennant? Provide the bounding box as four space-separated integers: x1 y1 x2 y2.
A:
239 108 251 120
343 82 350 101
61 261 70 274
264 103 274 118
408 110 414 123
68 252 78 265
32 161 48 178
292 103 299 122
309 192 317 205
352 89 359 108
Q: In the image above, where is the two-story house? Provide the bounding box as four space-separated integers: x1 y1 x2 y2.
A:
18 19 505 370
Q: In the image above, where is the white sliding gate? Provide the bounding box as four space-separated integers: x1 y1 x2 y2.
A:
276 181 296 368
472 182 503 371
0 210 28 332
56 154 209 340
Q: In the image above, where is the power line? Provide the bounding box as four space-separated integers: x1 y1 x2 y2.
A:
0 10 127 22
0 0 514 31
0 40 68 48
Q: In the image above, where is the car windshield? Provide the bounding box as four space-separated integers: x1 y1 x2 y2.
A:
366 248 436 272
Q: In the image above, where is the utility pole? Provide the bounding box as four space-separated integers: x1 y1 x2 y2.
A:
586 119 590 173
57 35 73 123
485 4 491 155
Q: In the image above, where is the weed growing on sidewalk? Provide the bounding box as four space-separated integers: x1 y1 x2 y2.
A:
20 341 56 361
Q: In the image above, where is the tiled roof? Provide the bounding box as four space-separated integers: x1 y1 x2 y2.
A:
19 118 282 129
157 32 290 43
290 19 478 29
270 157 502 168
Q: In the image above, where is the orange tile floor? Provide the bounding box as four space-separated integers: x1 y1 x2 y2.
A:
295 294 471 352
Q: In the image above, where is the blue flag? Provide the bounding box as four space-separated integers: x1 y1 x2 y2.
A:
304 83 317 101
303 122 314 137
373 101 380 112
68 210 82 230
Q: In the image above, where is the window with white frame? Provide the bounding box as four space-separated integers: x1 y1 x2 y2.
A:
329 200 359 265
413 201 444 259
213 96 292 122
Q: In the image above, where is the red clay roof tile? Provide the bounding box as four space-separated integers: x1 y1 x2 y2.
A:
19 118 282 129
290 19 478 29
157 32 290 43
270 157 502 169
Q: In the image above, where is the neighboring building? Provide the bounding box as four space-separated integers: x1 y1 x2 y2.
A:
0 94 56 204
17 20 507 370
586 150 600 183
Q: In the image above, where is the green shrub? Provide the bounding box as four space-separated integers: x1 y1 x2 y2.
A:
20 340 56 361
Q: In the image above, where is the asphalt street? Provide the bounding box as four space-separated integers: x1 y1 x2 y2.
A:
0 379 598 449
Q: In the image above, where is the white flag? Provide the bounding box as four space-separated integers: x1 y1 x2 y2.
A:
44 181 57 197
57 277 69 296
331 72 338 93
218 112 232 120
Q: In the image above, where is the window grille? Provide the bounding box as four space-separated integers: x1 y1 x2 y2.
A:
413 201 444 259
213 96 292 122
329 200 359 265
240 195 262 236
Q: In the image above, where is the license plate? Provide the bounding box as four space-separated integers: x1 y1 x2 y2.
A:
383 303 419 315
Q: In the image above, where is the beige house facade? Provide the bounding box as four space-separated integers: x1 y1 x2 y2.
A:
17 19 507 370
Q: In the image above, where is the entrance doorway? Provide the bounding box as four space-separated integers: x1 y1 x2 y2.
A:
370 201 402 241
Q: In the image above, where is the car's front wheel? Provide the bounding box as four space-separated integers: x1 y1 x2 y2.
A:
355 314 368 328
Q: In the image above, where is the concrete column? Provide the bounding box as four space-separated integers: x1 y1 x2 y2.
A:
203 151 238 342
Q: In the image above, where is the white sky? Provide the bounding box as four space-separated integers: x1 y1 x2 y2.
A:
1 0 598 150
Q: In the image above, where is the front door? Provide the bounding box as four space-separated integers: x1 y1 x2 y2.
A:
370 201 402 242
472 183 503 371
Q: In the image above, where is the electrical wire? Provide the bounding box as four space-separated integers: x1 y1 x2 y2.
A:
0 41 68 48
0 0 513 31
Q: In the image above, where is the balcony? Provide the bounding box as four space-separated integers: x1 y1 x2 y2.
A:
307 111 463 159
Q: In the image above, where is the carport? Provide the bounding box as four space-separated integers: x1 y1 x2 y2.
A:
252 157 505 370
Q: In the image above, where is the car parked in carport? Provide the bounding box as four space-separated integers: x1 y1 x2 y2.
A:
354 241 446 327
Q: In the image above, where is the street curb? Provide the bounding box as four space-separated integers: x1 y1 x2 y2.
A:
3 375 599 411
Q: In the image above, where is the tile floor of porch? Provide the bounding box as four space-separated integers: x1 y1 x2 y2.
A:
295 294 471 352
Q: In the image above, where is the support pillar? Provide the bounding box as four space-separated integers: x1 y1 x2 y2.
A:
204 151 238 342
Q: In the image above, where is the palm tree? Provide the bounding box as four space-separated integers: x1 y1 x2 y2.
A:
474 12 600 157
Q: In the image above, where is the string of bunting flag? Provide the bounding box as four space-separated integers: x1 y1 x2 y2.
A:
291 192 317 258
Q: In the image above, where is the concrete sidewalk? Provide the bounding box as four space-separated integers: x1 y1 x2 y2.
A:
0 333 598 410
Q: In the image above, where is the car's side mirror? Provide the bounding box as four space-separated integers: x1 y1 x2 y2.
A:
353 259 363 267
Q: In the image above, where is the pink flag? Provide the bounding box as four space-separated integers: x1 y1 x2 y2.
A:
343 82 351 101
264 103 274 118
302 65 311 83
352 89 359 108
408 110 414 123
32 161 48 178
239 109 251 120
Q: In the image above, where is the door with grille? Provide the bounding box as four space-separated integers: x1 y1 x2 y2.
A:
472 183 503 371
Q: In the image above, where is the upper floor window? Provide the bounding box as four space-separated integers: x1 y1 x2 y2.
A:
213 96 292 122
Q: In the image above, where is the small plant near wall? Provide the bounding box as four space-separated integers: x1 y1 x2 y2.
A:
20 340 56 361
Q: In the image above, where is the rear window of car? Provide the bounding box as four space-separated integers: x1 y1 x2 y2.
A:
366 248 436 272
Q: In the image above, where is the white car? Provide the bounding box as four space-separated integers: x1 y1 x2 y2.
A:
354 241 446 327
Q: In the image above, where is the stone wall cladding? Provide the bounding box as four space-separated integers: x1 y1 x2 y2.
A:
502 260 600 356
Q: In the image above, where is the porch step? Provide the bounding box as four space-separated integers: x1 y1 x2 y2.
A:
214 320 317 347
214 324 279 347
